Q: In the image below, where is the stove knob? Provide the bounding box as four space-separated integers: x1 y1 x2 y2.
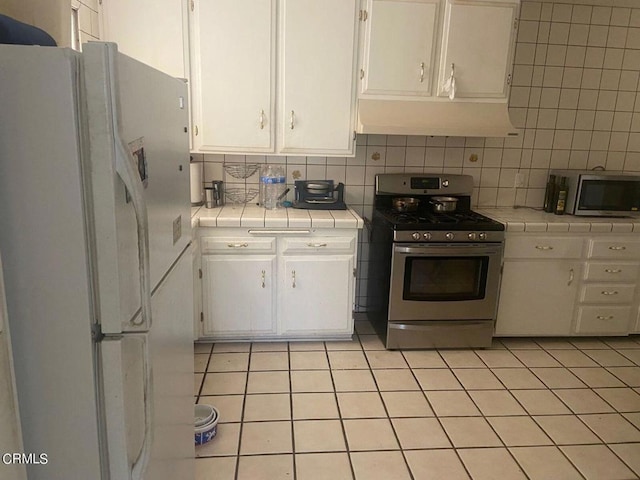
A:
423 232 432 240
445 232 455 240
412 232 421 240
478 232 487 240
468 232 477 240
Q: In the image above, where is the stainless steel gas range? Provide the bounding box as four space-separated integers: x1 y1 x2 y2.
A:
367 174 505 349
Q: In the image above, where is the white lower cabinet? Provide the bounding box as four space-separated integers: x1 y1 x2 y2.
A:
280 255 354 335
496 260 580 336
198 229 357 340
202 255 277 338
495 232 640 337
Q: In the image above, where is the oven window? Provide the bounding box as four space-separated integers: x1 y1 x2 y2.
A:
403 256 488 301
579 180 640 212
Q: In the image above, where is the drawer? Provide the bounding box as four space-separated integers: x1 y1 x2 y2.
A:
281 236 355 254
584 262 640 282
504 236 584 259
589 238 640 260
201 236 276 254
580 284 636 304
575 306 631 334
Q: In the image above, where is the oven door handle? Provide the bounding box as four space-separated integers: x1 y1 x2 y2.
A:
394 245 502 256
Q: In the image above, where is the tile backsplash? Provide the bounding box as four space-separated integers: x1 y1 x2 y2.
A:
194 1 640 311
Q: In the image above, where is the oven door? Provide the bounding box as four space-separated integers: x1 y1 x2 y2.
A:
388 243 503 321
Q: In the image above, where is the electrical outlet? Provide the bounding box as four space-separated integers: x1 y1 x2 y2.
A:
514 173 526 188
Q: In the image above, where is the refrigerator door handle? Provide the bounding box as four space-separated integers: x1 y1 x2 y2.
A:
101 334 154 480
105 43 153 331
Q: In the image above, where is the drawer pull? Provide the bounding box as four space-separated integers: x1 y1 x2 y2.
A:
535 245 553 250
596 315 614 320
307 243 328 248
601 290 619 296
608 246 626 251
248 230 311 235
261 270 265 288
227 243 249 248
568 268 574 286
291 270 296 288
604 269 622 274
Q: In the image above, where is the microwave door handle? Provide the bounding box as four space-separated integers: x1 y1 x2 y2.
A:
105 43 153 332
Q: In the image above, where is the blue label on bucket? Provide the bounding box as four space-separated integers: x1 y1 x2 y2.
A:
260 176 286 184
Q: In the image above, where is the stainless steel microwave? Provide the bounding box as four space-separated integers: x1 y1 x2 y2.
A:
551 170 640 217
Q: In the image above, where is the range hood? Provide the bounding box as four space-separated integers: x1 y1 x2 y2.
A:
357 99 519 138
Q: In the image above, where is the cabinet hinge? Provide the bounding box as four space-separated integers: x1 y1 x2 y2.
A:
199 268 202 279
360 69 364 80
359 10 368 21
200 312 204 322
507 74 512 86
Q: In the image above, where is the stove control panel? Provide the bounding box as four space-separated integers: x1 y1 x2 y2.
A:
396 231 504 243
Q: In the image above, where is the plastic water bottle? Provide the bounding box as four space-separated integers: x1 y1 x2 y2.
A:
260 165 285 209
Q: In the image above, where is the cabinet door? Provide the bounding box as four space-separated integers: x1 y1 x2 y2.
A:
202 255 277 337
191 0 276 153
495 261 580 336
361 0 439 97
280 255 354 335
100 0 189 79
438 0 517 99
279 0 359 155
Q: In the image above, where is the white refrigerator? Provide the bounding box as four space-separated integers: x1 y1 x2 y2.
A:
0 42 195 480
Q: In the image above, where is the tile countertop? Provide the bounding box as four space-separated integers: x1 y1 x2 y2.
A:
477 207 640 233
192 204 364 229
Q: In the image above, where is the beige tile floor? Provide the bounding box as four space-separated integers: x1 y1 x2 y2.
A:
194 320 640 480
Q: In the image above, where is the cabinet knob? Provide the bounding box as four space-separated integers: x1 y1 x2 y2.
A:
259 109 266 130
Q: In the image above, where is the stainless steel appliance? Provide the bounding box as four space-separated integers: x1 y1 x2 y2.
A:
368 174 505 349
293 180 347 209
0 43 194 479
550 170 640 217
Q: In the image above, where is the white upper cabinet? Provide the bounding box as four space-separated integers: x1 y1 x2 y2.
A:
437 0 518 99
360 0 439 97
190 0 359 156
190 0 276 153
99 0 189 79
359 0 519 101
279 0 359 155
